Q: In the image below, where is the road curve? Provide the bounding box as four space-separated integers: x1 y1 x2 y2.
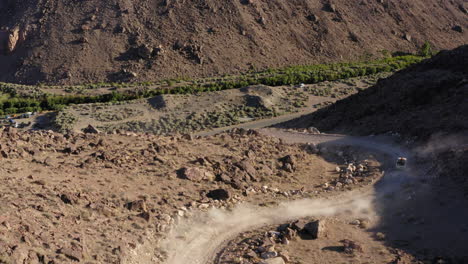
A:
161 129 412 264
195 108 318 137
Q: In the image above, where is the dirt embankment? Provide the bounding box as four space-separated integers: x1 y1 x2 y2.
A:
1 0 467 85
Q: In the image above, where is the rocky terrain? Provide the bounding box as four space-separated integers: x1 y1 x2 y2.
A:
0 127 385 263
0 1 467 262
0 0 467 85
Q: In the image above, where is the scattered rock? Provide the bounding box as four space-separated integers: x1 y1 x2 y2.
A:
137 44 153 59
452 25 463 33
236 159 257 179
283 227 297 240
43 157 55 166
282 163 294 173
83 125 100 134
58 245 82 261
404 33 412 41
60 194 74 204
178 167 214 182
138 211 151 221
32 179 46 186
125 200 148 212
349 32 359 42
375 232 386 240
306 14 319 22
244 249 257 259
261 251 278 259
279 155 296 172
241 0 255 5
323 2 337 12
341 239 363 254
258 16 267 25
307 127 320 134
206 188 230 200
458 4 468 14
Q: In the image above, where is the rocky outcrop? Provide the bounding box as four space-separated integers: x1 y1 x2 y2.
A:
0 28 19 54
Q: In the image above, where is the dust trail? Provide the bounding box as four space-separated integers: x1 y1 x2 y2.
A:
160 132 413 264
162 188 377 264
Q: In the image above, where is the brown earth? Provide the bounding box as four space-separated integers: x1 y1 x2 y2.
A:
0 127 383 263
206 129 468 264
0 0 467 85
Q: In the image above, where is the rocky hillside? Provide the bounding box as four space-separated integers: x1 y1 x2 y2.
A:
0 126 382 263
0 0 467 85
281 45 468 141
281 45 468 194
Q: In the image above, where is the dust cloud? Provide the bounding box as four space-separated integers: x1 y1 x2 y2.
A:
161 189 377 264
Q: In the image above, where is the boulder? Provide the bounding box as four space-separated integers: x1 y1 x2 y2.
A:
178 167 214 182
279 155 295 166
236 159 257 179
83 125 100 134
125 200 148 212
291 220 307 231
307 127 320 134
244 249 257 259
458 4 468 14
452 25 463 33
206 188 230 200
137 44 153 59
341 239 363 254
323 2 337 12
60 193 76 204
284 227 297 240
282 163 294 173
6 27 20 53
279 155 296 172
404 33 412 41
260 251 277 259
306 14 319 22
291 219 326 239
303 220 326 239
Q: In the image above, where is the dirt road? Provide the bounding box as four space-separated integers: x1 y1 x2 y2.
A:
160 129 412 264
195 109 319 137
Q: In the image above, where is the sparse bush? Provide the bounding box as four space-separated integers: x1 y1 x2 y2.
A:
419 41 433 57
54 110 78 133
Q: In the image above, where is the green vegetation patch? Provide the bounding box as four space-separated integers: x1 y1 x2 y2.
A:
0 55 425 115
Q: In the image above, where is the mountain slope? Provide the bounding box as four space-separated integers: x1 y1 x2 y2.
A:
281 45 468 140
0 0 467 85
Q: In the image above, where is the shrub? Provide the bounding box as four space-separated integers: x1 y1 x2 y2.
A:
419 41 433 57
5 107 18 114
